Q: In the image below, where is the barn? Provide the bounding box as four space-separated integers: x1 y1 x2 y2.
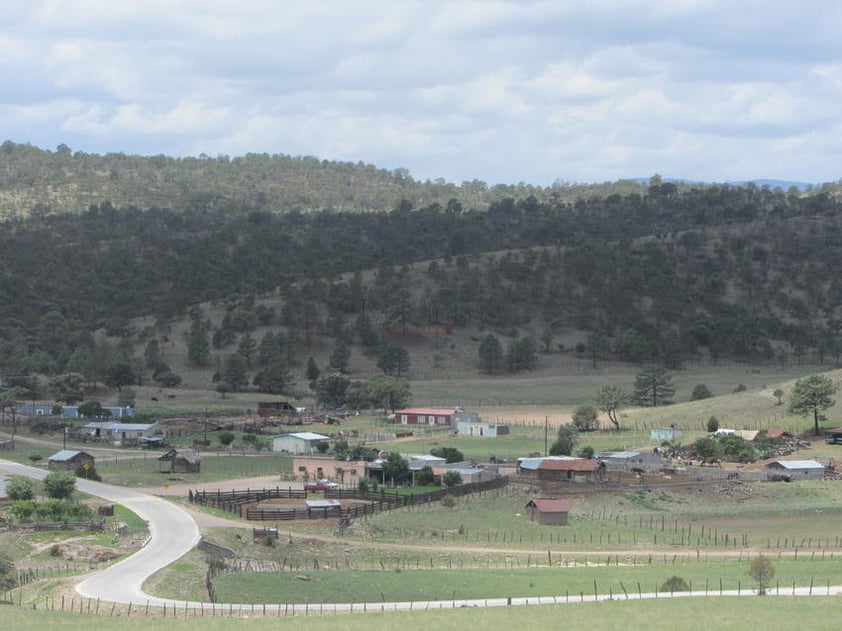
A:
525 498 571 526
158 449 201 474
765 459 825 481
517 456 603 484
393 407 478 427
272 432 330 455
48 450 95 471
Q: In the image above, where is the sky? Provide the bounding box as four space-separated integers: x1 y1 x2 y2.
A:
2 0 842 187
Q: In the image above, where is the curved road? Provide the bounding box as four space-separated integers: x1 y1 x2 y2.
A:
0 459 200 607
3 458 842 614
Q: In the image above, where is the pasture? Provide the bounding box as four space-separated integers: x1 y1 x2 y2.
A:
1 596 840 630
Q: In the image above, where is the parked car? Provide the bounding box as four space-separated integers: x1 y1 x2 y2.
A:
825 435 842 445
333 407 351 418
304 479 340 491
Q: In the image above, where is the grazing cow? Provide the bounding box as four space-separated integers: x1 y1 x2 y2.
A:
726 471 739 480
150 397 158 402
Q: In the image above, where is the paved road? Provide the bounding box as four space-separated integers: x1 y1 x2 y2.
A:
4 457 842 614
0 459 200 607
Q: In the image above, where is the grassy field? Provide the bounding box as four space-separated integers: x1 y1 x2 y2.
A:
211 557 842 604
5 361 842 627
92 453 294 486
2 595 841 630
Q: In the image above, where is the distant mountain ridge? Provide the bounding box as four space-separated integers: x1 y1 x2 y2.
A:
633 176 818 191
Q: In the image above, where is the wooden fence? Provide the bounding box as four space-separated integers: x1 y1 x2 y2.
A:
191 476 510 522
5 520 105 532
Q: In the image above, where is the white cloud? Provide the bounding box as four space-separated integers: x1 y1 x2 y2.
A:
1 1 842 185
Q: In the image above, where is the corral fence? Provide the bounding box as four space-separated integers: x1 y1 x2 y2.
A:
189 476 510 522
4 520 106 533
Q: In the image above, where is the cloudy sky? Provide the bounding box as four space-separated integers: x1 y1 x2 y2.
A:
3 1 842 186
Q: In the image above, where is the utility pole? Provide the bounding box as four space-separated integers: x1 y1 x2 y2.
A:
544 416 549 456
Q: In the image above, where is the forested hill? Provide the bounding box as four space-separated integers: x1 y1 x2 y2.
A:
0 141 664 218
3 179 842 387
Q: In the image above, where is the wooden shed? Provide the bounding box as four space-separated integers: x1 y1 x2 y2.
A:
525 498 571 526
47 450 95 471
158 449 201 474
765 459 824 481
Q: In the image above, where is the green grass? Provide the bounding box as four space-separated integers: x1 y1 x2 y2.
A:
211 557 842 604
410 363 833 408
93 453 293 486
0 596 838 630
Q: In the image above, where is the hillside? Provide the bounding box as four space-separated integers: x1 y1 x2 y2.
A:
2 145 842 404
0 141 657 218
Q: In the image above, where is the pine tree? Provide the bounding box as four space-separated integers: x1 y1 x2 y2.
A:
187 316 210 365
631 365 675 407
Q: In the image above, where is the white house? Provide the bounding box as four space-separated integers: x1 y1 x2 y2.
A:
456 421 510 437
83 422 165 446
272 432 330 455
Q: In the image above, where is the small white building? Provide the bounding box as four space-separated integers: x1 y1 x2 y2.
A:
272 432 330 455
456 421 510 437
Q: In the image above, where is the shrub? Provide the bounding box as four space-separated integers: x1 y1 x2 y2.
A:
441 471 462 487
691 384 713 400
660 575 689 592
706 415 720 433
415 466 435 486
43 471 76 500
571 404 599 431
748 554 775 595
430 446 464 463
440 495 456 508
6 476 35 501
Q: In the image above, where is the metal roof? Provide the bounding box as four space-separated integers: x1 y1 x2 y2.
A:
769 460 825 470
600 451 640 459
517 456 575 471
395 408 459 416
84 422 155 431
48 449 90 461
272 432 329 441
